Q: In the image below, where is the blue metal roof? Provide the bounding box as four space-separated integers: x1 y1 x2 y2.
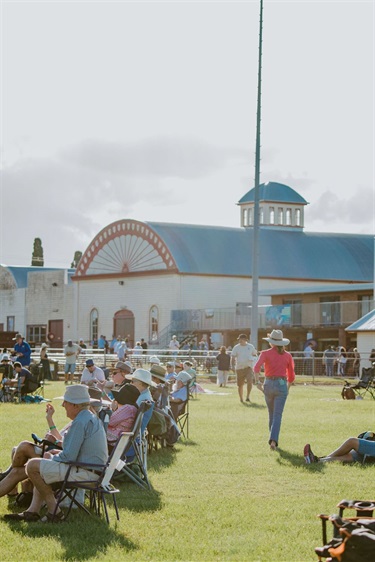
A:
346 310 375 332
3 266 75 288
238 182 308 205
148 223 373 282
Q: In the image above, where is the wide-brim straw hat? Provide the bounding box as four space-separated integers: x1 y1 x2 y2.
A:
125 368 157 387
263 329 290 347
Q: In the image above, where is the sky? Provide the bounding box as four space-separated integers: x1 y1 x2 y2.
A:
0 0 374 268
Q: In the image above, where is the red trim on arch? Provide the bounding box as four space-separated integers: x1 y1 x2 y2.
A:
76 219 178 277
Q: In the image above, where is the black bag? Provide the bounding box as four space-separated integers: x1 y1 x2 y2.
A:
148 410 167 437
316 517 375 561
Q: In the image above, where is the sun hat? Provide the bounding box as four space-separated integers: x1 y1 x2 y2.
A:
85 359 95 367
115 360 133 373
166 361 175 367
149 355 161 365
150 364 167 382
112 383 140 406
87 384 112 406
175 371 192 385
125 368 156 387
1 354 10 361
12 333 23 340
56 384 92 404
41 343 48 349
263 329 290 347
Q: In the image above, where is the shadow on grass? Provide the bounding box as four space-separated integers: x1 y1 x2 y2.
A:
116 485 163 513
276 448 326 471
148 447 178 473
242 402 266 410
4 516 137 561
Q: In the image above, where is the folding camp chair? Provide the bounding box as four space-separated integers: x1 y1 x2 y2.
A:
343 366 375 400
175 395 189 439
52 431 133 524
316 499 375 561
112 401 152 490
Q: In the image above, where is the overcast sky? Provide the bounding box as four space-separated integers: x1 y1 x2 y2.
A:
0 0 374 268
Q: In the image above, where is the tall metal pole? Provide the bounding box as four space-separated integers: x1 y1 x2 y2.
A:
250 0 263 350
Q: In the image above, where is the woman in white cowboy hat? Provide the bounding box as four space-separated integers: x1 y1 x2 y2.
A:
254 330 295 451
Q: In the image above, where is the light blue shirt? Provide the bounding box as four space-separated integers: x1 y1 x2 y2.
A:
53 409 108 465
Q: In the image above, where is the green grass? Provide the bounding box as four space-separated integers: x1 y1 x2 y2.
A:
0 381 374 561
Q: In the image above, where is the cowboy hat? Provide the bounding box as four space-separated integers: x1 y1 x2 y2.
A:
263 329 290 347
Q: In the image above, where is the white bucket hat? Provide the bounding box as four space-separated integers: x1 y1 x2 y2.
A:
263 329 290 347
125 368 156 387
55 384 92 404
175 371 192 385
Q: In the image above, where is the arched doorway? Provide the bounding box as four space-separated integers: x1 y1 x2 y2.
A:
113 309 135 348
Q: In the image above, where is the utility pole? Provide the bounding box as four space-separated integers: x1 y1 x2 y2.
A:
250 0 263 350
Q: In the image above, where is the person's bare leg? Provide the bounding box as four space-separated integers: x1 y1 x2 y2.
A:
246 380 252 401
25 459 60 515
320 437 358 462
0 467 27 497
237 382 244 402
12 441 37 467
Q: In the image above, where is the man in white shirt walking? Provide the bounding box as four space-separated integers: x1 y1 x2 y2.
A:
231 334 258 403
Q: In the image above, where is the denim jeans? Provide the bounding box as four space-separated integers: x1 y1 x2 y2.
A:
263 378 288 446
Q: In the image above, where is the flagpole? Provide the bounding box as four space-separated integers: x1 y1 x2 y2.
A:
250 0 263 350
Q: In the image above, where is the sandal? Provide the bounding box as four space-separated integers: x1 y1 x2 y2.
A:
40 510 65 523
3 511 40 522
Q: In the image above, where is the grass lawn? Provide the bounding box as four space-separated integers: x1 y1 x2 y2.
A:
0 379 374 561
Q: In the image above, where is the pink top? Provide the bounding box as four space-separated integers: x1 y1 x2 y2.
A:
254 347 295 383
107 403 137 444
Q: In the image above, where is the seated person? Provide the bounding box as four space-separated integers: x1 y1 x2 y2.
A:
8 361 34 395
304 434 375 464
4 385 108 522
165 362 177 382
150 364 169 409
169 371 192 420
107 384 139 448
125 368 155 433
80 359 106 389
0 403 68 500
110 361 133 392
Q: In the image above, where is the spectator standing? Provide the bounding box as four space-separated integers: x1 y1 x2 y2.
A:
337 346 347 376
64 340 81 385
216 346 231 387
323 345 336 377
78 339 87 354
254 330 295 451
140 338 148 355
12 334 31 367
116 340 127 361
169 335 180 357
40 343 52 380
133 342 143 367
97 335 106 350
352 348 361 377
303 342 315 376
231 334 258 403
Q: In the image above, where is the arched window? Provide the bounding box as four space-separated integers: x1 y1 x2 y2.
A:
90 308 98 345
260 207 264 224
149 306 159 343
242 208 248 226
248 208 253 226
269 207 275 224
295 208 301 226
286 208 292 226
278 207 283 225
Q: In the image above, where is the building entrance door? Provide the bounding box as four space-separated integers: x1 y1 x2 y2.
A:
48 320 63 348
113 310 134 348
